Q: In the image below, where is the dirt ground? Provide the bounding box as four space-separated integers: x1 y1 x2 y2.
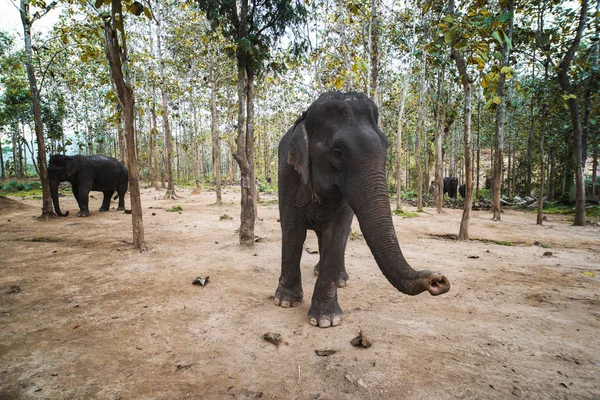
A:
1 186 599 399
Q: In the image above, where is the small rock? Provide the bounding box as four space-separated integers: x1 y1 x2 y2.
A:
543 251 553 257
315 349 337 356
192 277 209 286
7 285 21 294
263 332 281 346
350 330 373 348
152 212 156 216
356 379 368 388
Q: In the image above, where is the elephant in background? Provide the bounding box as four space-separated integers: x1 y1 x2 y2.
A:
459 184 466 199
443 177 458 199
275 91 450 328
48 154 128 217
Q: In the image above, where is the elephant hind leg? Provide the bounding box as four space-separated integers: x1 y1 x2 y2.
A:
313 231 349 288
116 181 127 211
100 191 114 212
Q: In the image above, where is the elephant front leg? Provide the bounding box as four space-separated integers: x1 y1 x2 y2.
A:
274 222 307 308
77 186 91 217
313 231 350 288
308 207 353 328
100 191 114 212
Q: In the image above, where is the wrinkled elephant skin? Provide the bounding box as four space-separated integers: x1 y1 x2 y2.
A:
275 92 450 328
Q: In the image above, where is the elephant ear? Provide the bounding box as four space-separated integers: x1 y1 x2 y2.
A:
65 156 79 177
287 120 310 186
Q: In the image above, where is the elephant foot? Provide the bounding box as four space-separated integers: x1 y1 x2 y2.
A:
274 282 303 308
77 210 90 217
99 207 109 212
308 301 342 328
117 206 125 211
313 263 349 288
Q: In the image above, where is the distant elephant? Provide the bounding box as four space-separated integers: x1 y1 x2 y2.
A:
443 177 458 199
275 92 450 328
459 184 466 199
48 154 128 217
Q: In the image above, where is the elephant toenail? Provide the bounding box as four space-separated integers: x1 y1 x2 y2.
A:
280 300 291 308
274 298 280 306
309 318 318 326
332 316 341 326
318 319 331 328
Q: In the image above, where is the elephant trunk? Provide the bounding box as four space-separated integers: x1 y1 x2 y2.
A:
346 165 449 296
50 178 69 217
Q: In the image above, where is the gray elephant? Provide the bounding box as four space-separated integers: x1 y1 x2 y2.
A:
48 154 128 217
275 92 450 328
443 177 458 199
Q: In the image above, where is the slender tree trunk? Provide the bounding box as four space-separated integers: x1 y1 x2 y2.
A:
435 68 445 213
415 45 426 212
449 0 473 241
155 10 176 199
209 63 222 204
370 0 379 107
492 0 513 221
395 10 416 210
0 136 4 179
19 0 53 218
558 0 588 225
103 13 145 251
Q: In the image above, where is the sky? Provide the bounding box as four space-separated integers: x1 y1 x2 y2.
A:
0 0 63 45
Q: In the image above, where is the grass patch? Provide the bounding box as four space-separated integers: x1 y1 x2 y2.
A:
392 209 419 218
166 204 183 212
220 214 233 220
430 233 518 246
259 198 278 206
349 229 364 241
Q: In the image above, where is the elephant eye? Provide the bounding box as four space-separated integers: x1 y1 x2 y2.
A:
331 149 343 159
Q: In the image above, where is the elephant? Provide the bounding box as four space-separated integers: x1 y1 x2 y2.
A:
48 154 128 217
459 183 466 199
443 177 458 199
275 92 450 328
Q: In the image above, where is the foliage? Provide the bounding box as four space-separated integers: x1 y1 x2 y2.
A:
166 204 183 212
392 209 419 218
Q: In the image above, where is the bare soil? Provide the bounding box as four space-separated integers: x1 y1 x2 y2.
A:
1 187 599 399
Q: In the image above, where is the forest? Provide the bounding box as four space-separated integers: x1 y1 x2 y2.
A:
0 0 599 398
0 0 598 249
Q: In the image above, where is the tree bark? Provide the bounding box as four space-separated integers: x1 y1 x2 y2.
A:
557 0 588 226
369 0 379 107
155 8 176 199
209 63 222 204
415 44 426 212
103 11 146 251
449 0 473 241
19 0 53 218
491 0 513 221
435 68 445 213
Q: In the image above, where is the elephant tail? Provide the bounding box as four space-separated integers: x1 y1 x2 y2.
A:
113 194 118 200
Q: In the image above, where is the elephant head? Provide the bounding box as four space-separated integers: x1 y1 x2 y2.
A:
48 154 79 217
287 92 449 296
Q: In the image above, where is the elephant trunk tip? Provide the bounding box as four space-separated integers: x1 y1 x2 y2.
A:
424 272 451 296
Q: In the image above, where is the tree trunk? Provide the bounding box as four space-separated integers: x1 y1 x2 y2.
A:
435 68 445 213
0 135 4 179
558 0 588 226
449 0 473 241
491 0 513 221
415 45 426 212
209 63 222 204
103 14 145 252
369 0 379 107
19 0 53 218
394 11 416 211
155 10 176 199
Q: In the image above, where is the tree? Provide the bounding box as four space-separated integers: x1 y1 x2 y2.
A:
19 0 57 219
196 0 307 245
491 0 514 221
557 0 588 226
99 0 147 251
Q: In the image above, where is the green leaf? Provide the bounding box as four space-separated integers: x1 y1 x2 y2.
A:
492 31 503 44
422 3 430 15
492 96 501 105
502 32 512 49
94 0 103 9
143 6 152 20
501 66 511 74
